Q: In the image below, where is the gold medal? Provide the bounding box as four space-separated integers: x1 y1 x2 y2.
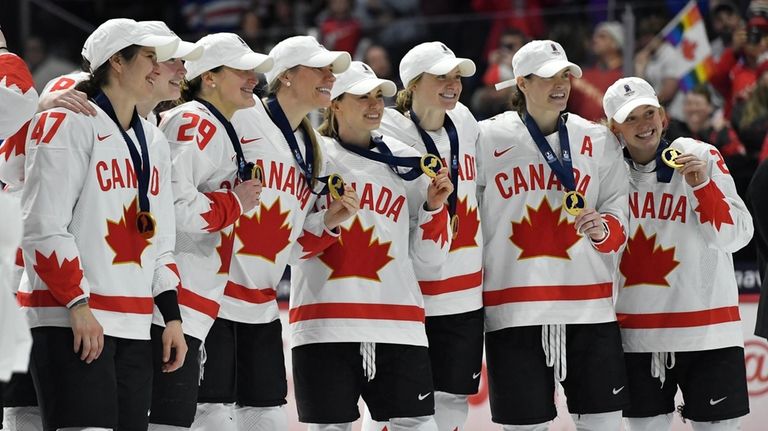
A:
420 154 443 178
252 164 264 182
450 214 459 239
563 191 586 216
136 211 156 239
661 147 683 168
328 173 345 201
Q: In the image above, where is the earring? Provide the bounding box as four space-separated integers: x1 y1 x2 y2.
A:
212 83 216 88
285 81 291 87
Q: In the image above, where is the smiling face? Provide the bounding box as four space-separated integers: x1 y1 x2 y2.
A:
611 104 666 156
119 47 160 102
518 67 572 115
336 88 385 138
284 64 336 109
210 66 259 114
411 67 463 111
153 58 187 103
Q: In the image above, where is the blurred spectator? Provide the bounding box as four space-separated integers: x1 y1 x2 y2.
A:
180 0 250 34
470 27 527 119
733 54 768 160
667 85 753 196
259 0 305 49
362 43 399 105
568 21 624 121
710 1 745 60
317 0 362 53
23 37 78 93
239 9 268 53
709 4 768 119
634 14 687 121
354 0 424 60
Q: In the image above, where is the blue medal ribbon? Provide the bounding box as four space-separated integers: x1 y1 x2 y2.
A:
409 110 459 217
338 135 425 181
264 97 334 195
523 112 576 192
93 92 151 213
194 98 253 182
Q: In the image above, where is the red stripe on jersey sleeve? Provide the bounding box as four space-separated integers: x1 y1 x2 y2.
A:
178 284 220 320
289 302 425 324
419 270 483 296
32 251 84 306
201 191 242 233
296 228 338 260
89 293 154 314
223 280 276 304
483 282 613 306
617 306 741 329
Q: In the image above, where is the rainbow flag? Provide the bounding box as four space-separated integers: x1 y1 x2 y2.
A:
658 1 713 91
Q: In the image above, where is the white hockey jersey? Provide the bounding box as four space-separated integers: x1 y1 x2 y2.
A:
159 100 243 341
615 138 753 352
477 112 628 331
377 104 483 317
223 100 336 324
290 135 452 348
20 103 177 340
0 53 37 139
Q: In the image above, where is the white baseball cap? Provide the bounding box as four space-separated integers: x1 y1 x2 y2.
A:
495 40 583 90
331 61 397 99
140 21 204 61
264 35 351 85
82 18 180 73
603 77 661 123
184 33 273 80
399 41 476 88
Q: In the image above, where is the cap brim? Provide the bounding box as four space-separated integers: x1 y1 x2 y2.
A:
174 41 204 61
343 78 397 98
426 57 476 78
137 34 180 62
495 78 517 91
535 60 583 79
227 52 274 73
305 51 352 73
612 96 661 123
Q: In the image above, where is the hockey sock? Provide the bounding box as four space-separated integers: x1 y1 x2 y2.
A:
433 391 469 431
190 403 235 431
389 415 438 431
571 411 623 431
501 423 550 431
3 407 43 431
361 406 388 431
624 414 673 431
234 405 287 431
690 418 742 430
307 423 353 431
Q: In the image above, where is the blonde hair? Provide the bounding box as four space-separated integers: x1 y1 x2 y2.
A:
739 84 768 131
318 100 341 138
394 75 423 113
267 65 300 96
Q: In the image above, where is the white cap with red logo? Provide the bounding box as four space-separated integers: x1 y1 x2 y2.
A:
184 33 273 80
603 77 661 124
399 41 476 88
495 40 582 90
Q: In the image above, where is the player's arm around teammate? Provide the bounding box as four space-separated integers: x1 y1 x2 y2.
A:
604 77 753 431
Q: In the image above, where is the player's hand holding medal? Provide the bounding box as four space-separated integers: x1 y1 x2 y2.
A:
323 176 359 231
661 146 708 187
423 156 454 212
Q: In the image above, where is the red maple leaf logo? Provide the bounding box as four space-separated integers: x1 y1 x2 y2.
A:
217 230 234 274
420 206 450 247
105 198 151 265
0 55 34 94
235 199 292 263
0 120 29 161
681 39 697 61
509 199 580 259
694 182 734 231
33 250 83 302
319 216 394 281
620 226 679 287
450 197 480 252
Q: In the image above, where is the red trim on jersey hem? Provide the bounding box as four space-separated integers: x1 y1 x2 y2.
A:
201 191 242 233
288 303 425 324
483 282 613 306
617 306 741 329
420 270 483 295
223 281 276 304
178 285 220 320
17 290 154 314
740 293 760 303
